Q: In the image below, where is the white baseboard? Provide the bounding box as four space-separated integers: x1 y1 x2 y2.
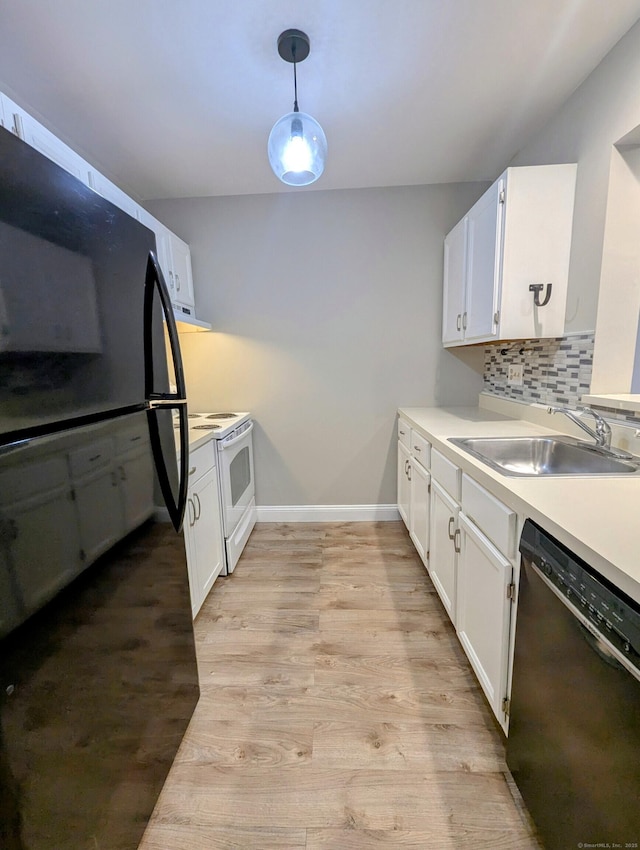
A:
255 504 401 523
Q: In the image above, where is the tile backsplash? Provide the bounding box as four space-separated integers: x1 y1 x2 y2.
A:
483 332 594 407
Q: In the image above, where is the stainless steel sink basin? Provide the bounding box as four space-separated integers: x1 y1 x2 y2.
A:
448 435 640 477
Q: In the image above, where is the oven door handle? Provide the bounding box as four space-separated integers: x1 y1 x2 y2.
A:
220 421 254 450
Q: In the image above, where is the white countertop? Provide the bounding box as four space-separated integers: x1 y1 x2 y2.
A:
399 404 640 603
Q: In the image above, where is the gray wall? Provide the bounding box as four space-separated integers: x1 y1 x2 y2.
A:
510 17 640 333
149 184 486 507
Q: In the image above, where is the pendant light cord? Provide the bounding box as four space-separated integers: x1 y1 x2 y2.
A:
292 43 299 112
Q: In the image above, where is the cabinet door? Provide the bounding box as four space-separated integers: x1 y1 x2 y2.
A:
457 512 513 730
117 448 154 532
12 108 91 184
397 441 411 529
6 485 82 617
429 479 459 624
88 171 140 220
170 235 195 310
409 458 430 567
442 216 467 345
191 466 224 612
74 468 124 563
464 178 502 343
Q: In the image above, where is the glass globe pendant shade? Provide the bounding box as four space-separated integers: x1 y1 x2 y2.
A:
268 110 327 186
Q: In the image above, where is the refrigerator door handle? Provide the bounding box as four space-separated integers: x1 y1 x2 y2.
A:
144 251 188 533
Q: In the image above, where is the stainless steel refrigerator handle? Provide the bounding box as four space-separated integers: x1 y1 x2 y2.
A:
143 251 188 533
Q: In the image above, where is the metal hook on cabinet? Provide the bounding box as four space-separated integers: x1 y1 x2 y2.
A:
529 283 552 307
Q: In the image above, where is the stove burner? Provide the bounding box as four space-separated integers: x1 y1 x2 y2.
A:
206 413 238 420
187 413 202 419
192 424 221 430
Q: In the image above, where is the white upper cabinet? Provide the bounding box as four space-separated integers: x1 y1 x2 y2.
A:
88 171 140 220
5 96 92 185
443 164 577 347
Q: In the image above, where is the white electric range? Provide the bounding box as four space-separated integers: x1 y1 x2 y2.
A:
183 411 256 574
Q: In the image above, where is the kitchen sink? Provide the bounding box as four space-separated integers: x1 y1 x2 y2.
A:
448 435 640 477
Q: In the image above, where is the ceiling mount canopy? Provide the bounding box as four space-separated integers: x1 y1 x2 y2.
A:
267 28 327 187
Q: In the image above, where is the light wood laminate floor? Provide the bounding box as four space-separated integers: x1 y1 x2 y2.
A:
139 522 540 850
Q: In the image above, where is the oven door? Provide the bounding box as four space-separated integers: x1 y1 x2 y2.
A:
218 422 255 536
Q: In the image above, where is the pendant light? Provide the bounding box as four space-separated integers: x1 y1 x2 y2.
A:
268 29 327 186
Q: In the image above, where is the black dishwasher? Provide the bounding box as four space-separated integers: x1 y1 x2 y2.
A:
507 519 640 850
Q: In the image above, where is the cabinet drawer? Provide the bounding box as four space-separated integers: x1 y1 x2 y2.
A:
431 448 461 501
0 456 69 505
397 418 410 447
115 419 148 456
461 473 516 558
188 439 215 483
68 439 114 479
410 431 430 469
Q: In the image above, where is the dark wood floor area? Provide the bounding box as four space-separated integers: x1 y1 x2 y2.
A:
139 522 540 849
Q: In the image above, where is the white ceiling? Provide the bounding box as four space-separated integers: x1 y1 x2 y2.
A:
0 1 639 201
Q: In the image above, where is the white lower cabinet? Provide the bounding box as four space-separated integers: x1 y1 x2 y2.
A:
429 478 460 624
457 512 513 732
397 440 411 527
397 418 520 732
409 457 430 566
184 443 225 618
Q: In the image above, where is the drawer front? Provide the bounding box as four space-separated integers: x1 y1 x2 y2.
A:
188 439 215 483
68 438 114 479
115 420 149 456
410 430 431 469
431 448 461 501
397 418 411 447
0 456 69 506
461 473 516 558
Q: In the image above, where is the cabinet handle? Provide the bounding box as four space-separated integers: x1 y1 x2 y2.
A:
413 445 421 452
453 528 461 554
399 430 406 436
194 492 201 521
406 464 412 481
456 314 461 331
169 270 175 291
448 516 455 540
189 466 197 476
175 273 181 291
187 497 196 527
462 312 467 330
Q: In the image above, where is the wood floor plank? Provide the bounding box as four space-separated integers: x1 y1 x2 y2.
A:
311 719 506 771
175 718 313 768
306 828 541 849
138 823 307 849
195 608 319 635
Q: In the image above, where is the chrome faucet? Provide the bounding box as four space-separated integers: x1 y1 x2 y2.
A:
547 405 612 449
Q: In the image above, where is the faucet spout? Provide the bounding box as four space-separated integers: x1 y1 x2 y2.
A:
547 405 612 448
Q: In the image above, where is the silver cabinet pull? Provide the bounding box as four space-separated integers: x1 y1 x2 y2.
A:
448 517 456 540
413 445 421 452
454 528 461 554
399 429 406 436
175 273 181 291
456 314 461 331
407 464 412 481
194 493 201 521
187 497 196 527
189 466 196 476
462 312 468 330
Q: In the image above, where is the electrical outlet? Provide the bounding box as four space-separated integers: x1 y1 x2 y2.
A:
507 364 524 385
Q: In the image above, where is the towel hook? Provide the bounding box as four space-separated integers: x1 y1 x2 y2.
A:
529 283 552 307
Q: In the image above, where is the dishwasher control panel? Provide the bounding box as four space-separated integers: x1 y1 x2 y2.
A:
520 519 640 669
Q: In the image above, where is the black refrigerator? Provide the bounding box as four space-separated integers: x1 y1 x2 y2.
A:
0 127 199 849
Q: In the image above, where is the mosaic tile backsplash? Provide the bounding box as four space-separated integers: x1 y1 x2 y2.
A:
483 332 594 407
